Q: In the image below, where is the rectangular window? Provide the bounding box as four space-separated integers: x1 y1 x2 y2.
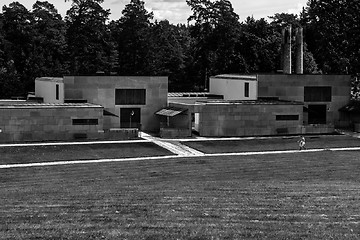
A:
304 86 332 102
115 89 146 105
244 82 249 98
276 115 299 121
72 119 98 125
56 84 59 100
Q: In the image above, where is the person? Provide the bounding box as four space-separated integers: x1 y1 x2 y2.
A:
298 135 306 150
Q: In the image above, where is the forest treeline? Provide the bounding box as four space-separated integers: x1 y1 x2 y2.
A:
0 0 359 98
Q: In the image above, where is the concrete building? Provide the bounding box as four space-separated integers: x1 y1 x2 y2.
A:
63 76 168 132
209 74 257 100
0 103 103 142
166 73 351 137
257 74 351 128
162 26 351 137
0 76 168 143
35 77 64 103
167 94 307 138
193 99 304 137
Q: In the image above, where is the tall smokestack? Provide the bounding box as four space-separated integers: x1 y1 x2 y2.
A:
282 25 292 74
295 27 304 74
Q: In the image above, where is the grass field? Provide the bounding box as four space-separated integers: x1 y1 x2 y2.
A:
0 142 174 165
183 135 360 153
1 136 360 239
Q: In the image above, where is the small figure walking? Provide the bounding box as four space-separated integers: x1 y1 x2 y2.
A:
298 135 306 150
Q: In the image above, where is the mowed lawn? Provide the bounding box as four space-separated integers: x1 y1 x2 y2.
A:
183 135 360 153
1 148 360 238
0 142 174 165
1 135 359 166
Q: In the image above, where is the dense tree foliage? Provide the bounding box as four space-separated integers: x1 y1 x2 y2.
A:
0 0 359 98
65 0 114 74
240 17 281 73
146 20 189 91
110 0 153 75
186 0 243 89
32 1 68 76
303 0 360 74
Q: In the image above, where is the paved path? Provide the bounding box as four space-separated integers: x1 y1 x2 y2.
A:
141 132 205 156
335 129 360 138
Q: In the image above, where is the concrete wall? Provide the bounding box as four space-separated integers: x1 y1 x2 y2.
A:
35 77 64 103
195 102 303 137
258 74 351 127
0 104 103 143
210 75 257 100
156 102 192 138
63 76 168 132
160 128 191 138
168 102 192 130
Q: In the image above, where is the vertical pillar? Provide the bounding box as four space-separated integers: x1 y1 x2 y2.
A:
282 25 292 74
295 27 304 74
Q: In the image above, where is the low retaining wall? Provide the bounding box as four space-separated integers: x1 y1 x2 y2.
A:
160 128 191 138
301 124 335 134
104 128 139 140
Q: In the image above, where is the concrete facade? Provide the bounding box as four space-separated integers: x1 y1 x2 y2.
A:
257 74 351 127
1 73 351 141
35 77 64 103
209 74 258 100
63 76 168 132
0 103 103 143
193 100 303 137
160 74 351 138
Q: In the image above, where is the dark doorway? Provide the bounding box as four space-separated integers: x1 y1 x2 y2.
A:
308 104 327 124
120 108 140 128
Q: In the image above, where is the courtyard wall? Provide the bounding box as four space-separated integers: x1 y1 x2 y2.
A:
195 100 304 137
0 103 103 143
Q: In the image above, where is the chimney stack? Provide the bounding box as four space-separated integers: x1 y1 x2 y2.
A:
282 25 292 74
295 27 304 74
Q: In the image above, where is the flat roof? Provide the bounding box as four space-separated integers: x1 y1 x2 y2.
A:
35 77 64 83
339 101 360 113
211 74 257 81
0 103 103 109
195 99 303 105
168 92 222 98
155 107 187 117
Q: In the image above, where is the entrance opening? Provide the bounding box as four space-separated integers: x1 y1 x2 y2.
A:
120 108 140 128
308 104 327 124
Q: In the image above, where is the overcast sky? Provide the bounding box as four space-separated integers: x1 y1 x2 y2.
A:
1 0 308 23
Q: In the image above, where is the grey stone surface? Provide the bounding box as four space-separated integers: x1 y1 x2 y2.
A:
196 102 303 137
258 74 351 127
0 104 103 143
